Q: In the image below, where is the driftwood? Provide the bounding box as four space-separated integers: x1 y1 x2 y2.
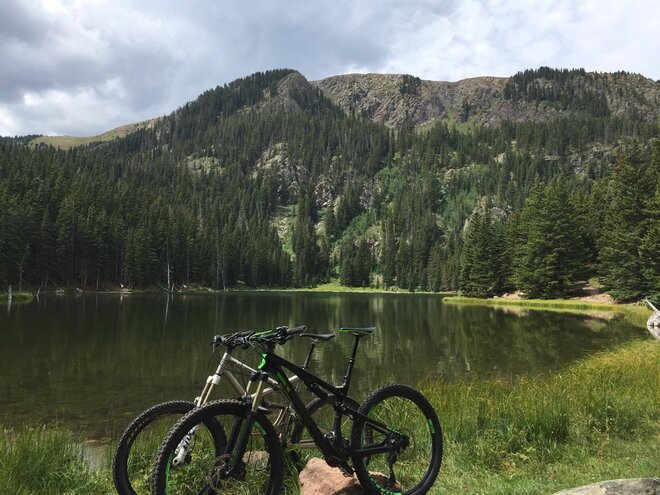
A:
643 298 660 339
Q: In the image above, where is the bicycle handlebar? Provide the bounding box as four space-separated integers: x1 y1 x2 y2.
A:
212 325 308 350
286 325 307 336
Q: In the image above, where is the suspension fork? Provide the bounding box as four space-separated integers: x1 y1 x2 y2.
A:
226 371 269 475
171 351 231 468
195 350 233 407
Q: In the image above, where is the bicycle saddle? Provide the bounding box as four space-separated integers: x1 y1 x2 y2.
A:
300 333 335 341
339 326 376 335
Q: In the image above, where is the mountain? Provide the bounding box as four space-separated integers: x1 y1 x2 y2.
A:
313 69 660 128
30 118 161 150
30 67 660 147
2 67 659 300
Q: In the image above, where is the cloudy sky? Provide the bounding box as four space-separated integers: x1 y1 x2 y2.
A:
1 0 659 137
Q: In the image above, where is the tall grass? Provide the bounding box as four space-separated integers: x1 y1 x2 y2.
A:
427 339 660 494
0 427 111 494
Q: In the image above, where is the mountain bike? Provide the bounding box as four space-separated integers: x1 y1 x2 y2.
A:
113 326 356 495
151 325 443 495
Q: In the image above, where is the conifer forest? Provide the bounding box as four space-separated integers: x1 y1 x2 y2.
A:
1 68 659 301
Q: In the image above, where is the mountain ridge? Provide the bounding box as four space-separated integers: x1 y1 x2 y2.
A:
25 67 660 149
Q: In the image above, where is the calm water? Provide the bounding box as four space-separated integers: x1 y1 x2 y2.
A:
0 292 646 439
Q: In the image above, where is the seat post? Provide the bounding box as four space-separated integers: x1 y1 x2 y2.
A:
340 334 362 394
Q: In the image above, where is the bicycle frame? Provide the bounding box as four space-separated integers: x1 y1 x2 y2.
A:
171 344 308 468
235 336 402 472
195 348 301 433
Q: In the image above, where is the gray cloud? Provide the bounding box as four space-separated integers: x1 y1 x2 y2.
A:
1 0 658 136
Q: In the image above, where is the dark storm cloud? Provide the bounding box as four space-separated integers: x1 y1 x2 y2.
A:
0 0 392 135
0 0 658 136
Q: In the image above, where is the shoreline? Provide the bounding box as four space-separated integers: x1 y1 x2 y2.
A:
442 295 630 311
443 295 652 327
13 282 453 296
6 286 652 323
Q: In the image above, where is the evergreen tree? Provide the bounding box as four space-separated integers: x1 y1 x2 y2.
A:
513 179 588 298
599 144 653 301
292 190 322 286
459 203 508 297
639 140 660 300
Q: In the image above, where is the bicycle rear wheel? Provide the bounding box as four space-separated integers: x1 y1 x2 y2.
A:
152 399 283 495
350 384 442 495
113 400 226 495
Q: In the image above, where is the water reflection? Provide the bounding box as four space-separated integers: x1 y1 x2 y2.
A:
0 293 646 437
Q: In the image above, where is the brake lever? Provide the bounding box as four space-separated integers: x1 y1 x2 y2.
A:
211 335 223 352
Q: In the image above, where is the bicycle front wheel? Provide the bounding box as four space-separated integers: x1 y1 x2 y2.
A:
351 384 442 495
113 400 226 495
152 399 283 495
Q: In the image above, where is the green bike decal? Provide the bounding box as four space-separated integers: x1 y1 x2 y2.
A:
165 453 172 495
369 476 402 495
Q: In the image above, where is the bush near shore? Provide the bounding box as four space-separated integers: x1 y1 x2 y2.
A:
1 340 657 494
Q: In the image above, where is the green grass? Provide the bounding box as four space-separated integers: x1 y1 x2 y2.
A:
1 340 657 494
246 280 451 295
427 339 660 494
443 296 625 311
0 292 33 304
443 296 652 327
0 427 112 494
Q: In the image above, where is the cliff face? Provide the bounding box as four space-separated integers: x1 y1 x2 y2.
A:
312 71 660 128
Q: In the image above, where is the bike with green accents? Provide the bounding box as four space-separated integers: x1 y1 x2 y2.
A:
114 326 348 495
151 325 443 495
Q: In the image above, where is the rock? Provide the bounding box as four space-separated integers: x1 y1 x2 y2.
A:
312 71 660 129
299 457 401 495
553 478 660 495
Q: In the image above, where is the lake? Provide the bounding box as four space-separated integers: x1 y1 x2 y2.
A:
0 292 646 440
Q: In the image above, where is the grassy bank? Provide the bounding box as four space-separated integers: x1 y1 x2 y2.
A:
249 280 450 294
0 292 33 304
1 340 657 494
443 296 652 326
443 295 626 311
0 427 111 494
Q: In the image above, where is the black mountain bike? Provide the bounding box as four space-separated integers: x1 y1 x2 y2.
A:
151 325 443 495
113 327 356 495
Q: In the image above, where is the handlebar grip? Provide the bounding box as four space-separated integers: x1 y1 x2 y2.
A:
286 325 307 336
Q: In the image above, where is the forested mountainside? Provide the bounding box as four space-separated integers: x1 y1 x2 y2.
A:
1 67 659 300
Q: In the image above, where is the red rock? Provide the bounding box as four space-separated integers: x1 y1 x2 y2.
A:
299 457 401 495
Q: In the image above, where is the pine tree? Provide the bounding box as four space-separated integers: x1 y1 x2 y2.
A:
513 179 588 298
640 140 660 300
459 203 508 297
599 144 653 301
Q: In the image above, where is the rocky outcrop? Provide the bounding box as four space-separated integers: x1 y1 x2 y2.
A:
259 71 318 113
313 73 513 128
312 71 660 128
553 478 660 495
